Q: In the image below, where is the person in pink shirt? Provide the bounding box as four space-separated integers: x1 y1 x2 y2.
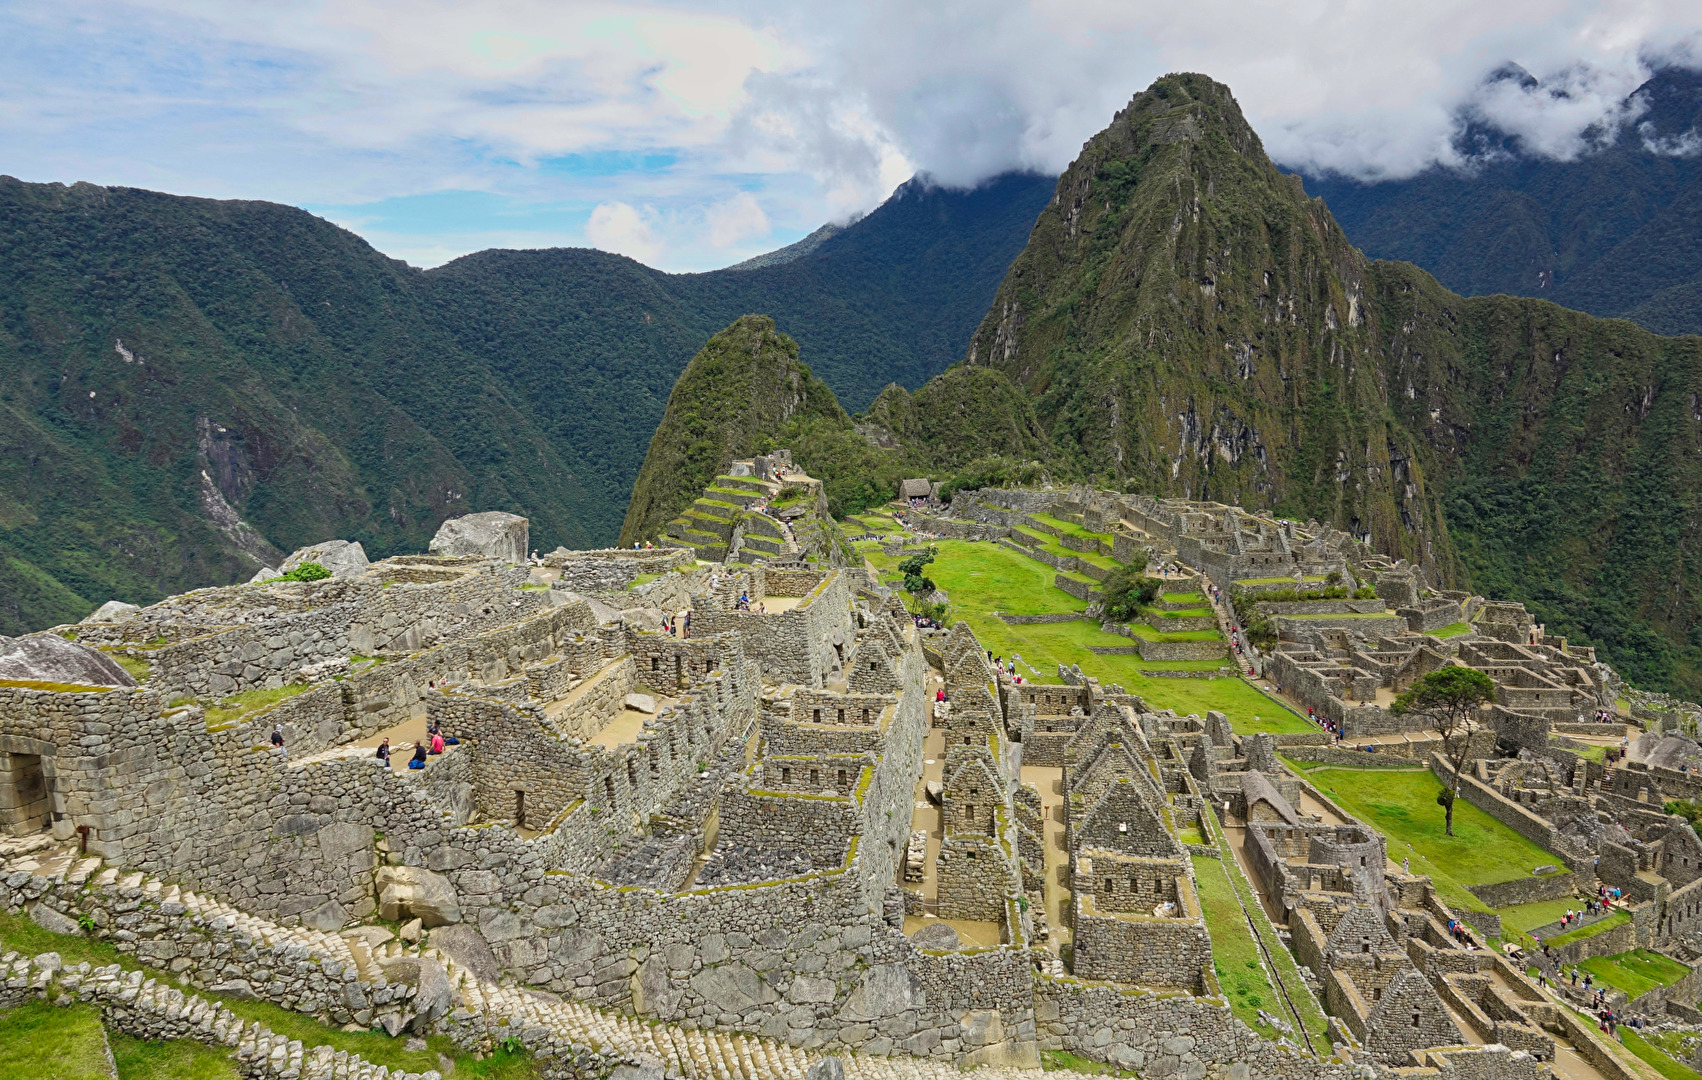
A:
431 731 446 755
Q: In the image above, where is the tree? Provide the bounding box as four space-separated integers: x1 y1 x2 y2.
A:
1099 553 1159 622
1392 665 1496 836
898 547 937 595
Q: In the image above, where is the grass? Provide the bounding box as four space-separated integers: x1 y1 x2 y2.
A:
1570 743 1609 764
1306 769 1566 914
1496 898 1585 945
1195 807 1331 1047
866 539 1310 733
110 1031 242 1079
628 572 661 589
0 912 539 1078
1029 513 1113 546
1580 950 1692 999
1623 1030 1702 1080
1284 757 1430 772
1120 622 1222 642
1429 622 1473 639
1177 824 1205 845
0 1000 115 1080
1546 910 1631 947
101 651 152 683
1236 576 1327 586
1192 852 1283 1034
203 684 310 728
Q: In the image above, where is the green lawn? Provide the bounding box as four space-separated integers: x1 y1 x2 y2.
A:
1306 769 1566 914
1285 757 1430 772
1581 950 1692 999
1121 622 1222 642
1496 898 1584 944
1029 513 1113 546
1194 808 1330 1047
111 1032 242 1080
868 540 1310 733
1547 910 1631 947
1192 853 1284 1037
0 1001 115 1080
1624 1030 1702 1080
0 912 539 1079
1429 623 1473 639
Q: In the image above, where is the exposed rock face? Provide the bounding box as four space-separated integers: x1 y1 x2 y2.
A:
429 512 529 564
375 865 461 926
0 633 137 687
280 540 369 580
82 600 140 624
429 924 500 985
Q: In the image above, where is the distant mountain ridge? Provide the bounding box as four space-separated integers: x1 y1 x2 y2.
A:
1303 65 1702 336
0 170 1055 634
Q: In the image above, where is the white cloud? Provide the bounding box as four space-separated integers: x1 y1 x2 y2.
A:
704 192 770 249
586 201 664 263
1 0 1699 269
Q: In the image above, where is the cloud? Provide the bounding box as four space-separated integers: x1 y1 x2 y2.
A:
2 0 1699 268
586 201 664 263
704 192 770 249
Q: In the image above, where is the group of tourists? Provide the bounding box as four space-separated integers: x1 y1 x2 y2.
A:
374 719 459 771
985 650 1027 684
1444 919 1476 949
665 611 689 638
1303 706 1344 740
910 613 943 630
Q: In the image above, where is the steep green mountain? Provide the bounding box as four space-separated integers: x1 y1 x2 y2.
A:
0 171 1053 634
1304 66 1702 336
619 316 1045 544
952 73 1702 694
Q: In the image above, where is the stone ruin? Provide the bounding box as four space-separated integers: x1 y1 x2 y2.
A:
0 505 1574 1080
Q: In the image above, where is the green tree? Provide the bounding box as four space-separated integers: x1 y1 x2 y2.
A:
1099 552 1158 622
898 547 938 595
1392 665 1497 836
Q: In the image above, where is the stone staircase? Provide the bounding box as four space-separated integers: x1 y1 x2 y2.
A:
1 839 1043 1080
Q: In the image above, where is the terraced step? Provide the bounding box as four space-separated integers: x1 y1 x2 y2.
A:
714 475 780 496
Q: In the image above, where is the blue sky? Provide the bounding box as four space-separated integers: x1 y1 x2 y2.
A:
2 1 1697 272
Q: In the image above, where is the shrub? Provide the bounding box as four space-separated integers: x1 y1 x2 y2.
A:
280 562 331 582
1101 563 1160 622
898 547 937 595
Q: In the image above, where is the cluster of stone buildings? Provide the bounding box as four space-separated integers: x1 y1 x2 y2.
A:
0 492 1641 1080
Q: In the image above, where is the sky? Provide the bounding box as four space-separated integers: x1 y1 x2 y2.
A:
1 1 1698 272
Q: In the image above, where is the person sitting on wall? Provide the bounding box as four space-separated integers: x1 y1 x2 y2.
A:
431 730 446 755
375 738 391 766
271 725 284 749
409 742 429 770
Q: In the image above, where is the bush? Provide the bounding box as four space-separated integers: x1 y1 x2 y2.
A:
898 547 937 595
280 562 331 582
1100 563 1160 622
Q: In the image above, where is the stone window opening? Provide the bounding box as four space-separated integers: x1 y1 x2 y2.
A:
1412 1012 1421 1028
652 656 660 671
837 708 845 722
810 768 820 786
1361 937 1372 954
813 708 822 722
782 767 792 784
870 662 878 671
837 769 847 788
1106 879 1115 893
964 736 972 746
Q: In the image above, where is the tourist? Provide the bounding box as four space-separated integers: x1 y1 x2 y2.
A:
408 742 428 770
375 738 391 766
270 725 284 749
431 731 446 755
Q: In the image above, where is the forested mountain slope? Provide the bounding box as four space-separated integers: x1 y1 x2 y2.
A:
0 171 1053 634
955 73 1702 693
1305 66 1702 336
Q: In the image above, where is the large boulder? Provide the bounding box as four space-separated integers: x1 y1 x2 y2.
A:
375 866 461 926
430 924 500 984
0 633 136 687
81 600 140 624
280 540 369 580
430 512 529 564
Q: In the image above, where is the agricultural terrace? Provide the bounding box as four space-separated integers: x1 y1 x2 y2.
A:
857 535 1311 734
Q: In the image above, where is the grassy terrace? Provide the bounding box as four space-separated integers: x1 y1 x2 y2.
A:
1235 575 1326 586
1122 622 1221 642
1197 805 1331 1046
1546 910 1631 947
860 538 1311 733
1429 622 1473 639
0 912 540 1079
1624 1030 1702 1080
1580 950 1691 998
1304 768 1567 915
1029 513 1114 546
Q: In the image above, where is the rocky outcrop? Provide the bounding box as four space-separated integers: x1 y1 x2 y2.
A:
0 633 137 687
430 512 529 564
81 601 140 624
280 540 370 580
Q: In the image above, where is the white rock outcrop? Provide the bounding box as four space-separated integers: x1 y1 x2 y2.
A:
429 511 529 564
